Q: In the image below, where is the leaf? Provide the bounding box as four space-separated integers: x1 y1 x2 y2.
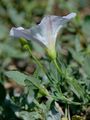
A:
18 111 42 120
74 35 82 52
66 76 86 101
69 48 84 65
0 24 8 39
4 71 49 96
82 56 90 77
82 15 90 39
4 71 28 85
81 56 90 90
8 7 25 25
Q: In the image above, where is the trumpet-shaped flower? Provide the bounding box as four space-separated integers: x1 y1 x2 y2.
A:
10 13 76 59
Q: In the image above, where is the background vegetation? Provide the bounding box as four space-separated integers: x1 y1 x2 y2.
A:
0 0 90 120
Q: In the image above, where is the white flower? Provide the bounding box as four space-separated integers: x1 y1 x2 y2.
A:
10 13 76 59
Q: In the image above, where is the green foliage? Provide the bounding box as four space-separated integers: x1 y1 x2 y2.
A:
0 0 90 120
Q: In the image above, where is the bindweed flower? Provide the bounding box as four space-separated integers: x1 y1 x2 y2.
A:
10 13 76 59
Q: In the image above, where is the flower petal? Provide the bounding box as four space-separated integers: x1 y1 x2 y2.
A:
28 25 48 46
63 12 76 20
10 27 31 39
10 27 24 36
54 12 76 39
39 13 76 42
10 13 76 49
10 26 47 47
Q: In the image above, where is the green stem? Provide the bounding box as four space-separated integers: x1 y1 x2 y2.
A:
53 59 82 105
24 44 48 74
24 44 82 105
24 44 52 97
25 45 43 69
25 45 53 82
53 59 62 75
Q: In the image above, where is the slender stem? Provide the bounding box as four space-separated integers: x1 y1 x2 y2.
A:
24 44 82 105
24 44 45 72
24 44 53 98
53 59 62 75
26 45 54 83
53 59 82 105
